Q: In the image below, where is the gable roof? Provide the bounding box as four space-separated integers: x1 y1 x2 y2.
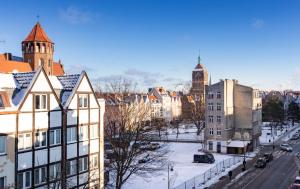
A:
57 74 82 106
23 22 53 43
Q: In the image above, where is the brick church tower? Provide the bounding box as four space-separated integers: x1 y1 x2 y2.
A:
190 56 208 102
22 22 54 75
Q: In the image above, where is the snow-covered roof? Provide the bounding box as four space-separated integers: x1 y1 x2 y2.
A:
226 140 250 148
0 73 17 89
49 76 63 90
57 74 80 91
12 72 35 88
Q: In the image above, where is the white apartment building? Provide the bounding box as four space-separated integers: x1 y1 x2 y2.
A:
0 67 104 188
205 79 262 154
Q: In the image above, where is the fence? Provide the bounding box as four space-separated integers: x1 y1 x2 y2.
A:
173 156 243 189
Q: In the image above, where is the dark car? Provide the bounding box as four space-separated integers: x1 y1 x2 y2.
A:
263 152 273 162
193 154 215 164
291 134 299 140
138 154 150 164
255 158 267 168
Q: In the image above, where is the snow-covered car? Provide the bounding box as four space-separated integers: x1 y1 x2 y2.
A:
280 144 293 152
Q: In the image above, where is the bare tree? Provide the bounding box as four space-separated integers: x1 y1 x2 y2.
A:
191 97 205 136
104 79 167 189
152 118 167 139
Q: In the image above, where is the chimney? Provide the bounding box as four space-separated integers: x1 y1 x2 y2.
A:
4 53 12 60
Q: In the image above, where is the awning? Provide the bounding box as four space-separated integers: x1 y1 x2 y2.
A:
226 140 250 148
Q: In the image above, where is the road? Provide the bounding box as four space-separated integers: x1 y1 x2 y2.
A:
228 129 300 189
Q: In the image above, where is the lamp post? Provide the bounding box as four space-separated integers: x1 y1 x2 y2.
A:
168 162 174 189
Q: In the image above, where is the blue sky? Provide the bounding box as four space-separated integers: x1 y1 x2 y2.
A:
0 0 300 91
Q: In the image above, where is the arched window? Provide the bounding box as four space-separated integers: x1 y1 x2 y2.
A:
38 58 44 66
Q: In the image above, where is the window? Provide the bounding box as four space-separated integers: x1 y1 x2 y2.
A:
208 141 213 151
18 133 32 150
0 136 6 155
48 60 51 67
34 167 47 185
67 159 77 176
208 116 213 123
209 128 214 135
79 126 88 141
217 92 221 99
79 94 88 108
79 157 88 172
217 128 221 136
49 163 61 180
35 94 47 110
17 171 31 188
208 92 214 99
217 103 221 111
50 129 61 146
90 154 98 169
208 103 214 111
67 127 77 143
0 177 6 188
0 96 4 108
217 116 221 124
90 124 99 139
35 131 47 148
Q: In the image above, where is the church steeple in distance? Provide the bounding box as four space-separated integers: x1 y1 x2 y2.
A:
190 55 208 101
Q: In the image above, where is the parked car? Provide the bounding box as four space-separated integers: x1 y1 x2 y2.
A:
254 158 267 168
140 142 160 151
295 176 300 184
193 154 215 164
263 152 273 162
291 134 299 140
132 141 151 149
139 154 150 164
280 143 293 152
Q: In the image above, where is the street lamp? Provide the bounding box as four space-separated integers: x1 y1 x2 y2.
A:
167 162 174 189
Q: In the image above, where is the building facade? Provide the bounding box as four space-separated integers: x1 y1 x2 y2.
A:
204 79 262 154
0 23 104 188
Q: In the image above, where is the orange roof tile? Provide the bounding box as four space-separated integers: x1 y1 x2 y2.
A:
149 95 157 101
53 62 64 76
23 22 53 43
0 54 32 73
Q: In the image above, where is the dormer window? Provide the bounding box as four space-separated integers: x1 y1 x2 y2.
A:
35 94 47 110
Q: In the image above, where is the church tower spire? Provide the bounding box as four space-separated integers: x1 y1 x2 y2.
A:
22 22 54 75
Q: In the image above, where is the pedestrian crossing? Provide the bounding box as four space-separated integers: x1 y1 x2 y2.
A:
271 149 300 158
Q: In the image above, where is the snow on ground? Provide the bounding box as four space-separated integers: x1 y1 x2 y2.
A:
123 143 238 189
148 124 204 141
259 122 296 144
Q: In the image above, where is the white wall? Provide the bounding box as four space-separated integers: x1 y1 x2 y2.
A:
20 94 33 112
35 112 48 130
18 113 33 132
90 109 99 123
31 71 52 92
0 114 16 133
